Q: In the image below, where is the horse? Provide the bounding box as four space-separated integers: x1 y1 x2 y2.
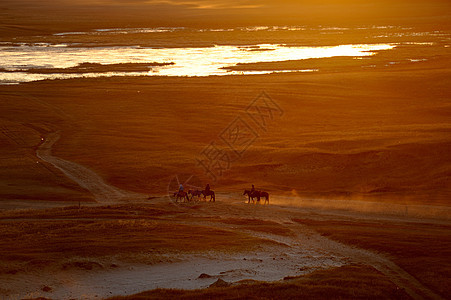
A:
202 189 215 202
173 191 188 203
243 190 269 204
188 189 203 201
259 191 269 204
243 190 260 203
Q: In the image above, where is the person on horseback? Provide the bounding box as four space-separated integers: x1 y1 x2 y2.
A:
179 184 184 192
251 184 255 193
201 183 215 202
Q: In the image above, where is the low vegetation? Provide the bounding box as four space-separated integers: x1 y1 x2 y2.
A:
293 218 451 297
109 264 410 300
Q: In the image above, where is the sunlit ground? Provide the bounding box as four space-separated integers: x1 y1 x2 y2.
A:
0 0 450 299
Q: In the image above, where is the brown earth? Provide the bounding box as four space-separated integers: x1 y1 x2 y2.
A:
1 200 449 299
110 264 411 300
1 48 450 204
0 1 450 206
0 1 450 299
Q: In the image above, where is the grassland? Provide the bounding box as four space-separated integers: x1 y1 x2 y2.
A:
0 0 450 298
1 200 448 299
110 264 410 300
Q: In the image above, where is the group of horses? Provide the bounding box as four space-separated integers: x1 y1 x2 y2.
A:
172 188 270 204
173 189 216 202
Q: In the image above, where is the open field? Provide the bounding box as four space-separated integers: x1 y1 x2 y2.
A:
0 0 450 299
1 200 449 299
1 2 450 205
109 264 411 300
1 50 450 204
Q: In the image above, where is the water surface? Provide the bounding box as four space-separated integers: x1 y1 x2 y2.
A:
0 43 395 84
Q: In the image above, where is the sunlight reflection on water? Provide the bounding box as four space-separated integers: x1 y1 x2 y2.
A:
0 43 396 84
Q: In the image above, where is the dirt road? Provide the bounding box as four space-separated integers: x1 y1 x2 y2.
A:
30 132 445 300
36 131 143 203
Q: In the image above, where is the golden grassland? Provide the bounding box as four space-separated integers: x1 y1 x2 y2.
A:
0 203 275 275
294 217 451 297
0 1 450 298
1 47 449 205
0 1 450 205
0 201 449 298
2 200 447 298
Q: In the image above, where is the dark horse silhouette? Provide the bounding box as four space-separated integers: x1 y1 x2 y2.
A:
259 191 269 204
243 190 269 204
243 190 259 203
188 189 203 201
173 191 189 202
202 189 215 202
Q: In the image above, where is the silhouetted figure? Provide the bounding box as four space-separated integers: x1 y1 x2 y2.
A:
179 184 184 192
244 186 269 204
243 188 259 203
202 184 215 202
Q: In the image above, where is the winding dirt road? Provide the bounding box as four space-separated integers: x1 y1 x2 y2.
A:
186 203 445 300
33 132 444 300
290 224 444 300
36 131 143 203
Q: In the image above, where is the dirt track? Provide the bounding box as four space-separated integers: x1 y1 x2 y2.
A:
36 131 143 203
191 203 445 300
29 131 445 299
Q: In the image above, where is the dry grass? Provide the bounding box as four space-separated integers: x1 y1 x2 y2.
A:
0 2 449 298
293 218 451 297
0 204 272 274
1 201 448 298
1 23 450 205
0 204 181 219
108 264 410 300
219 218 293 236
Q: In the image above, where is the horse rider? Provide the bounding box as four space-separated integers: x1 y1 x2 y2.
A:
179 184 184 193
205 183 211 194
251 184 255 193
